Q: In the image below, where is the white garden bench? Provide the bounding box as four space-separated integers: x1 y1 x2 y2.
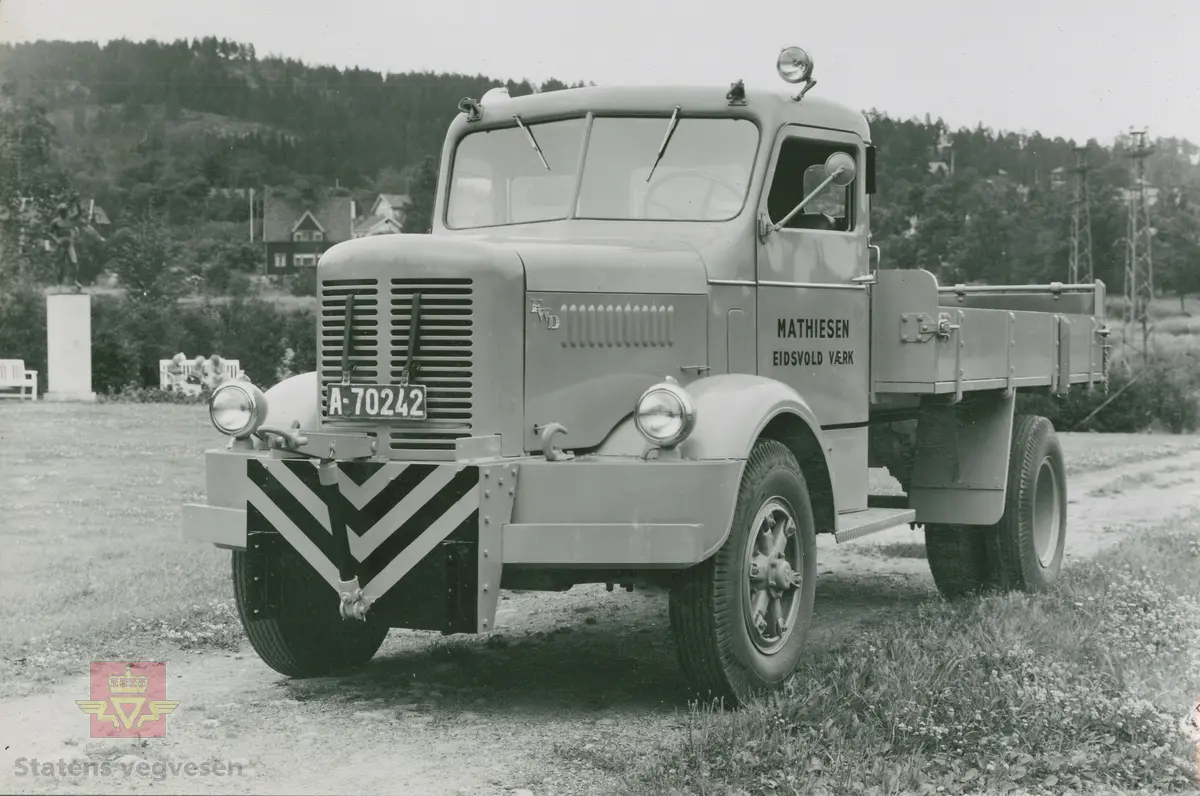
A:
159 358 243 393
0 359 38 400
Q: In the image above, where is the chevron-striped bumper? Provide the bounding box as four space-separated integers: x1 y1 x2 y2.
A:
183 449 742 631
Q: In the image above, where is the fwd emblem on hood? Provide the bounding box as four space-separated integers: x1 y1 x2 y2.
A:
530 299 561 331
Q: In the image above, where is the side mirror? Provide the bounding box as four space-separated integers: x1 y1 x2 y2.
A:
763 149 859 238
824 151 857 187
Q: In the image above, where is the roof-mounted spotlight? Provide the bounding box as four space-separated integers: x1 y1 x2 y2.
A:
726 79 747 106
777 46 817 102
457 96 482 122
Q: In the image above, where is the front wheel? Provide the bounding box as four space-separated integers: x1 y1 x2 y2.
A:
232 545 389 678
669 438 818 706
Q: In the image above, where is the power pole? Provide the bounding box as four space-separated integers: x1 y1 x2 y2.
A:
1122 129 1155 359
1068 147 1094 284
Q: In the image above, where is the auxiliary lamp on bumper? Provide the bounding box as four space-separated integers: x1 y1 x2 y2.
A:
209 380 269 439
634 379 697 449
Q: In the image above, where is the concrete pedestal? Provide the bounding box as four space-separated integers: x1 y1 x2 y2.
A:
44 291 97 402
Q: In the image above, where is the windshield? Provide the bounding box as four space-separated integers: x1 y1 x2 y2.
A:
445 115 759 229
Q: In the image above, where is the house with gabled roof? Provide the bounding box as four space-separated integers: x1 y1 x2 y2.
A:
372 193 410 225
261 188 356 274
352 212 403 238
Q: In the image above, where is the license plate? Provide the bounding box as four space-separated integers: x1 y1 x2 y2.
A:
326 384 427 420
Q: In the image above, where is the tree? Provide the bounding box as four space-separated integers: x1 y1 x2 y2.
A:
1154 187 1200 312
0 82 71 278
106 218 184 302
402 154 438 234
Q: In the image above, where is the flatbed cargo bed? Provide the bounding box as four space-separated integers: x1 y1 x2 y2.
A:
870 269 1109 399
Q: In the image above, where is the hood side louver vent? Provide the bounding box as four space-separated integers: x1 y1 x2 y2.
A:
561 303 676 348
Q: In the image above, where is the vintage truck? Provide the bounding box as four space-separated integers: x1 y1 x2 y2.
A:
183 46 1111 706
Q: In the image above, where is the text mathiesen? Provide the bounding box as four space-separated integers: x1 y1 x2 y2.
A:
777 318 851 339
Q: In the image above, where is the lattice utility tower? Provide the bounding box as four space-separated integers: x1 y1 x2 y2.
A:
1122 129 1155 357
1068 147 1094 284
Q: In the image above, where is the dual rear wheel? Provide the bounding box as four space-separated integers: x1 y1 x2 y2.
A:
925 415 1068 599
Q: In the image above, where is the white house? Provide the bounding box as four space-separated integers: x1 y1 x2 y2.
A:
351 194 411 238
372 194 410 224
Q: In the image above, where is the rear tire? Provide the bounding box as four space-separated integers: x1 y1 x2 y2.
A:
984 414 1067 592
922 414 1067 598
925 524 989 599
669 439 818 706
232 545 389 678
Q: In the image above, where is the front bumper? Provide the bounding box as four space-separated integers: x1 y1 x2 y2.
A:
184 448 742 564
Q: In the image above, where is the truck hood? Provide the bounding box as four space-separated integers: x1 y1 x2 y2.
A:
472 234 712 295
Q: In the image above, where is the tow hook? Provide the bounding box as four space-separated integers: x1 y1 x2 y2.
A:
318 458 369 620
337 577 371 621
536 422 575 462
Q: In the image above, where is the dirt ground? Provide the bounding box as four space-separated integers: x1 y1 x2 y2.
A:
3 447 1200 796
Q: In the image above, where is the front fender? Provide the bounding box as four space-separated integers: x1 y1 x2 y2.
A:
260 371 320 431
679 375 828 462
594 374 832 462
591 374 839 547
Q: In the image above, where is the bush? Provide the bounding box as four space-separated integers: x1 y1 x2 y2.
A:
1017 348 1200 434
97 384 211 404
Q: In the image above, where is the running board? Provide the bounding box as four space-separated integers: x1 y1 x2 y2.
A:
834 507 917 544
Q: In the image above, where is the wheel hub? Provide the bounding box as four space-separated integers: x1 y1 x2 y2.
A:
1032 456 1062 568
742 499 804 654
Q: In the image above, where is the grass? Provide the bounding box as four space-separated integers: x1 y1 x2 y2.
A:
608 514 1200 795
1086 470 1159 498
0 403 241 697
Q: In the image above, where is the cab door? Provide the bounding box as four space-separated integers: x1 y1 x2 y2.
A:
755 124 871 513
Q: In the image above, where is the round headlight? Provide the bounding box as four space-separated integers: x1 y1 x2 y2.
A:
210 381 267 438
634 381 697 449
777 46 814 84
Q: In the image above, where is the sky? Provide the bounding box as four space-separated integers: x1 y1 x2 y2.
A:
1 0 1197 146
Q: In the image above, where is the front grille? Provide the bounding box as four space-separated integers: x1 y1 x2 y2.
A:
388 278 475 453
318 278 380 417
319 277 476 457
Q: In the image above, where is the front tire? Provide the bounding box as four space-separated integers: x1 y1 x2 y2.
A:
669 439 818 706
232 545 389 678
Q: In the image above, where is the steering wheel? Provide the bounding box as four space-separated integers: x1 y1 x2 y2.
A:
642 169 743 220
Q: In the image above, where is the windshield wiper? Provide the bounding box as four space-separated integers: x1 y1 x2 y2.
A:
646 105 681 182
513 115 550 171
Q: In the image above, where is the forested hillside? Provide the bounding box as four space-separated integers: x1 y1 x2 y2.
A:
1 36 1199 300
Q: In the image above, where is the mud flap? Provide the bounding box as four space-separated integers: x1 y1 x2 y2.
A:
242 523 285 621
908 391 1016 526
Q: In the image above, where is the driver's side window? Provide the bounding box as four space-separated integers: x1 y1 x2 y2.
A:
766 137 854 232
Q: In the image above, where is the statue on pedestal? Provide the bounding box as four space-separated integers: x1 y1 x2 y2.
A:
45 200 105 292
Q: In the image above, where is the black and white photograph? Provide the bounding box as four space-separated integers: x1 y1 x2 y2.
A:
1 0 1199 793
